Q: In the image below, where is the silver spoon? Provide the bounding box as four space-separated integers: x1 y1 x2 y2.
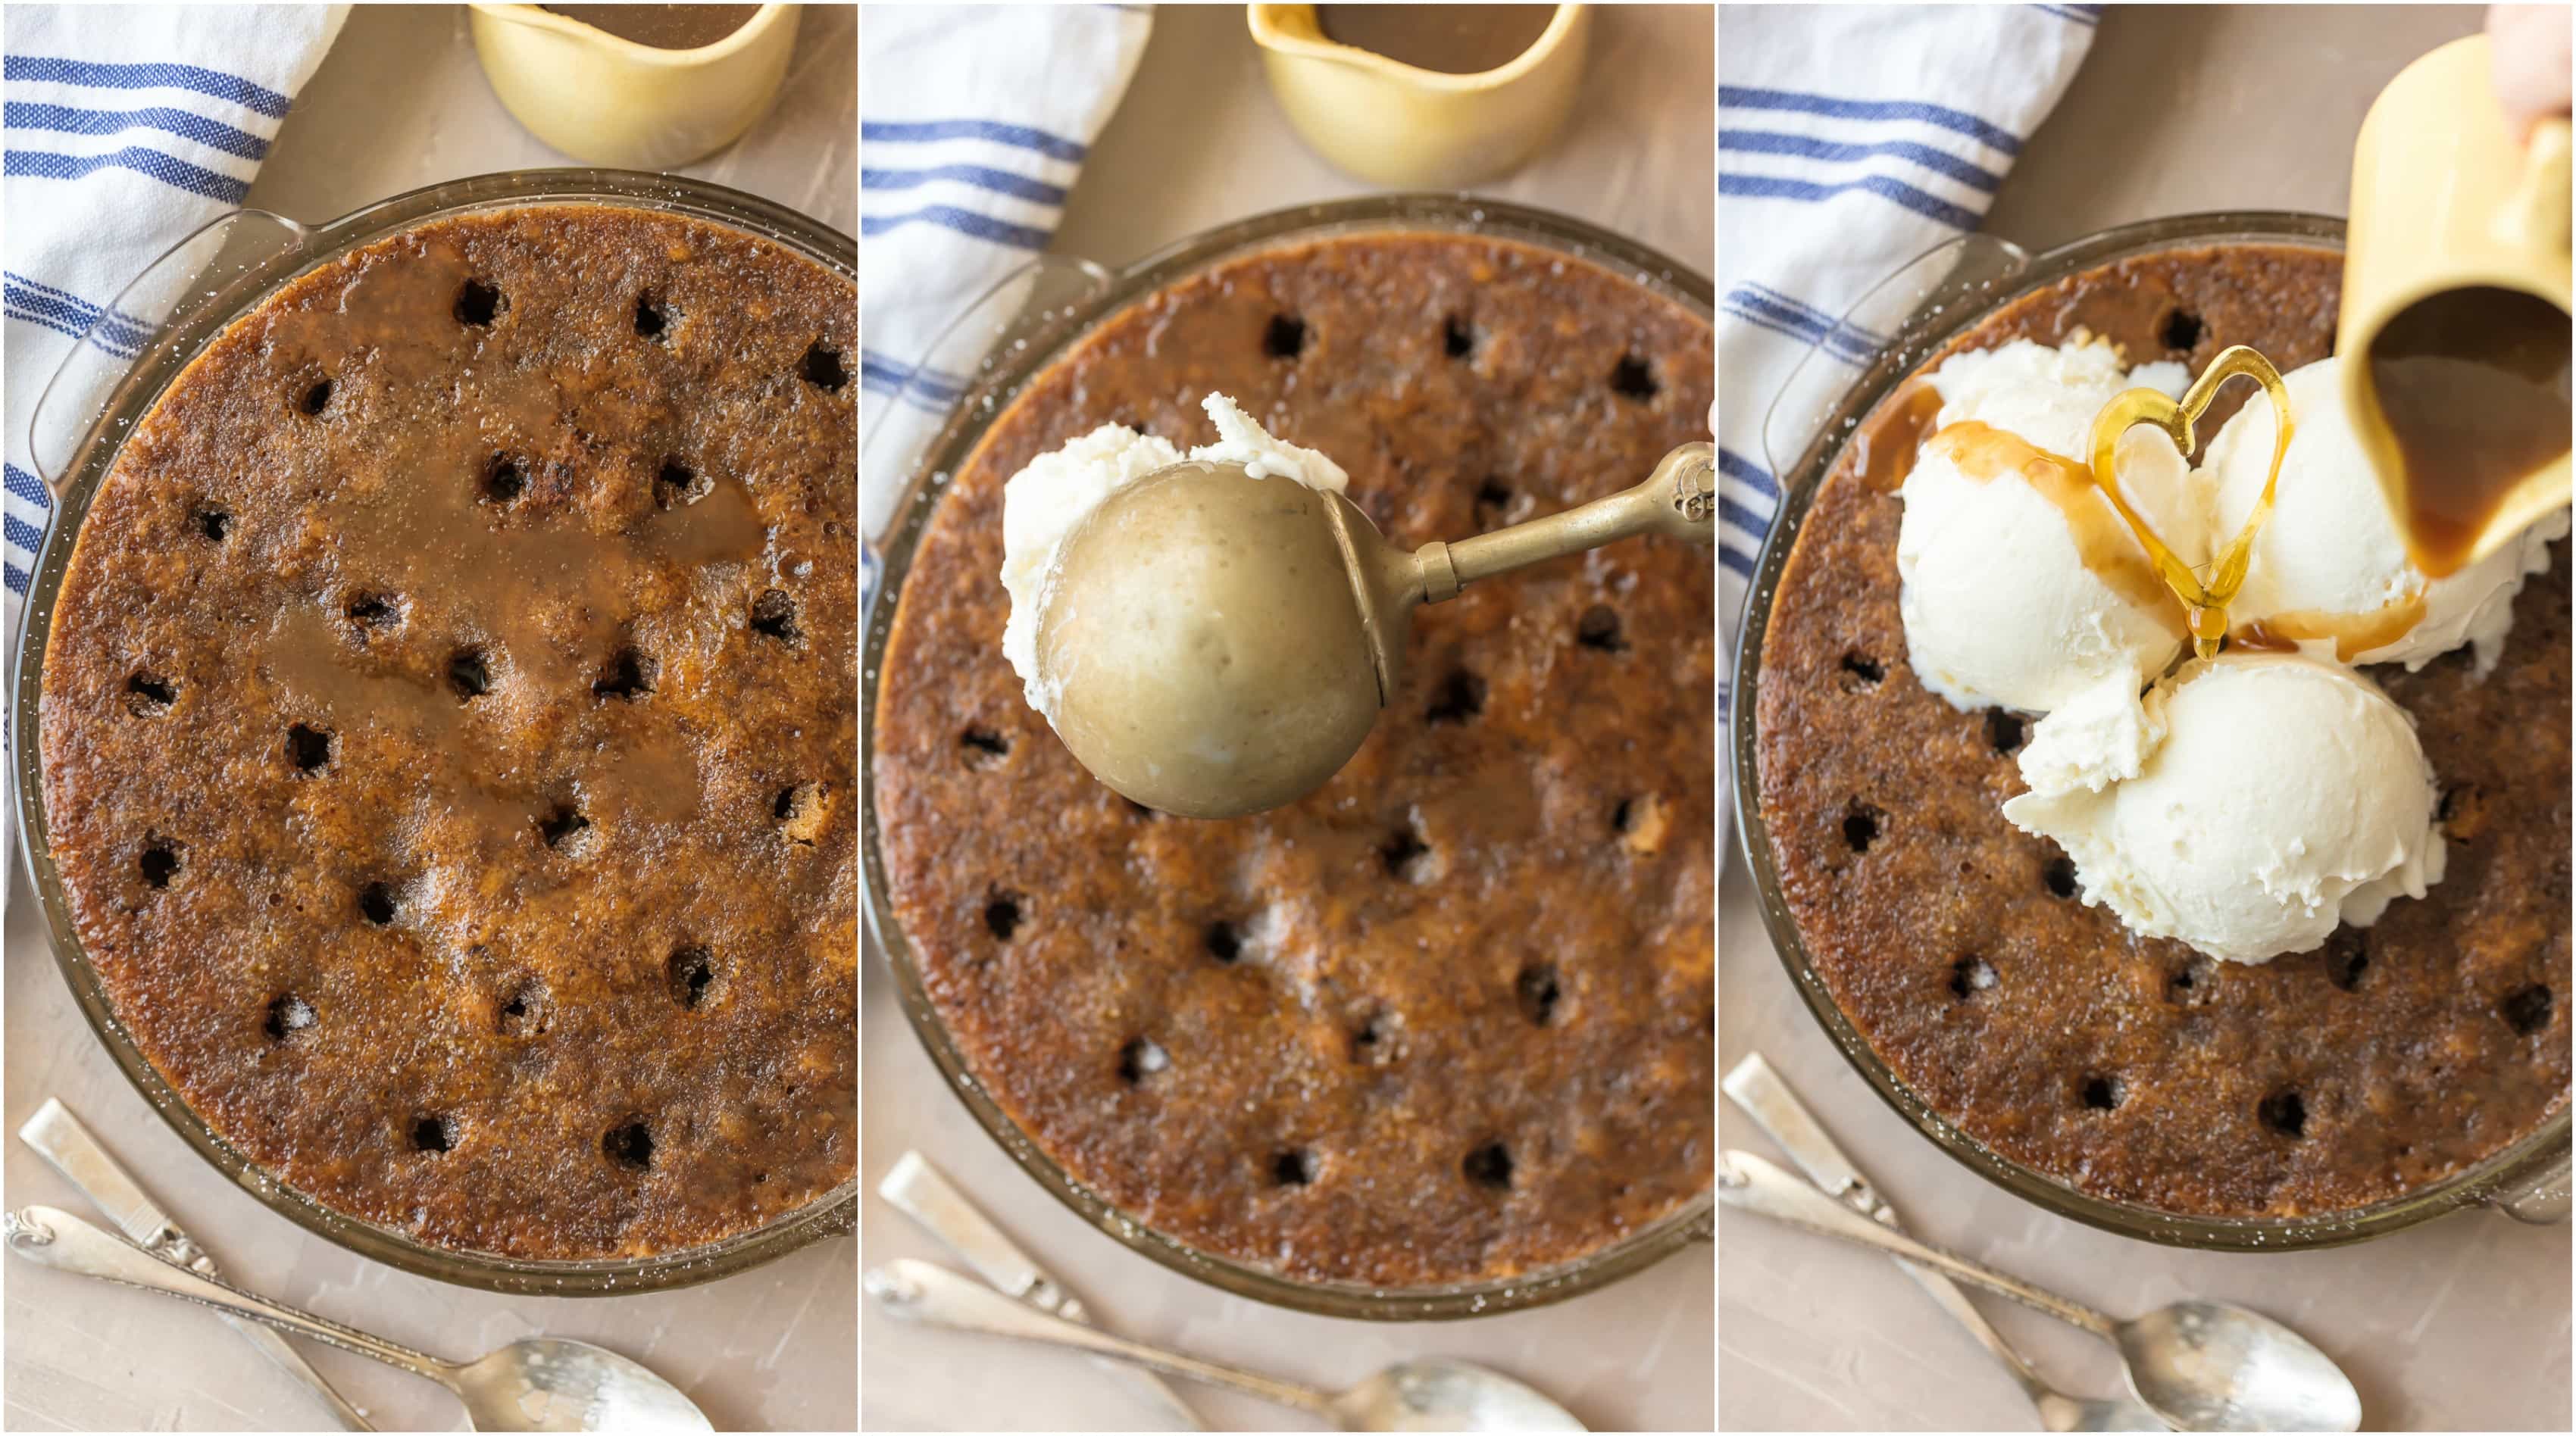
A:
1718 1153 2361 1433
6 1206 711 1432
868 1258 1583 1431
1721 1056 2165 1432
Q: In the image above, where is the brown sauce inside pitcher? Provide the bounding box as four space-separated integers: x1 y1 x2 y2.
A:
540 5 759 49
1316 5 1558 74
2365 284 2571 578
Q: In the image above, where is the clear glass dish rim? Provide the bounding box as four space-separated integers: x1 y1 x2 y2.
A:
1727 208 2573 1251
8 167 858 1295
861 192 1718 1319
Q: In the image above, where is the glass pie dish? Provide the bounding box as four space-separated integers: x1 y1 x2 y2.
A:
1728 210 2571 1250
861 193 1716 1319
8 169 858 1294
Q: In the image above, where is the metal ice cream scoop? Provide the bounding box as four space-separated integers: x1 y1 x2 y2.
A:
1036 442 1715 818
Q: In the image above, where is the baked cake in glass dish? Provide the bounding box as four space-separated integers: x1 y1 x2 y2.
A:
38 203 857 1260
873 231 1715 1286
1754 242 2569 1217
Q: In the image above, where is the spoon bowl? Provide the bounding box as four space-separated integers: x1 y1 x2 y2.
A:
451 1338 717 1432
1333 1357 1589 1431
1039 460 1386 818
2116 1300 2362 1434
1033 443 1715 817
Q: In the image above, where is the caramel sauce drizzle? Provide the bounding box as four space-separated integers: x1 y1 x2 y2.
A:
1856 381 1945 495
1923 421 2183 622
2233 595 2429 661
252 236 755 844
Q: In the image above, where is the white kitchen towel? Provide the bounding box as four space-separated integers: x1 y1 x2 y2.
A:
858 2 1150 579
1716 3 2095 684
2 4 348 626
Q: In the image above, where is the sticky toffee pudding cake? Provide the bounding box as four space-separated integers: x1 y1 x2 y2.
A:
39 204 856 1260
874 232 1716 1286
1755 244 2571 1217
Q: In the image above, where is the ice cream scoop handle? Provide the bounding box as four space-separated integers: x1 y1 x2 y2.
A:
1427 442 1714 598
1718 1152 2121 1339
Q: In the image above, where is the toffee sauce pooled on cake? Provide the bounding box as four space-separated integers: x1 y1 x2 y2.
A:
39 204 857 1260
875 231 1716 1287
1755 244 2570 1217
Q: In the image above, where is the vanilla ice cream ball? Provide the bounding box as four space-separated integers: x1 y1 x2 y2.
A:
1928 337 2191 463
2201 356 2568 673
999 425 1186 715
2002 652 2446 965
1896 339 2199 735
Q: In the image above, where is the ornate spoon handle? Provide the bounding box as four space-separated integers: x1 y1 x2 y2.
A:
7 1205 460 1389
1718 1153 2121 1339
868 1259 1338 1419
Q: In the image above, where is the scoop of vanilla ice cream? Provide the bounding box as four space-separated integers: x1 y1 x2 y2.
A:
2015 669 2167 798
1896 339 2198 742
998 394 1350 716
2002 652 2446 964
1927 338 2191 461
998 425 1183 712
1193 394 1351 489
2200 356 2568 673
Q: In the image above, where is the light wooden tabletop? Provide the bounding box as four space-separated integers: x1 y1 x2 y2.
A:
1720 6 2572 1431
3 7 856 1431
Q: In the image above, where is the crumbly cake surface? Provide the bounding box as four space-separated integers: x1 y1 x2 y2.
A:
874 231 1716 1286
39 203 858 1260
1755 245 2571 1216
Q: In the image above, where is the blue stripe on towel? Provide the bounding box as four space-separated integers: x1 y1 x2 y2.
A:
1721 299 1830 352
6 270 113 311
1718 447 1780 500
5 143 248 203
861 118 1087 163
5 298 91 344
3 55 290 118
1717 85 2022 156
1719 170 1981 232
1743 283 1888 348
1724 286 1877 364
3 287 101 335
860 348 967 401
5 100 271 160
1719 495 1772 538
5 563 28 595
861 164 1068 205
2029 4 2099 24
4 272 146 355
860 204 1052 251
1718 128 2002 193
5 512 42 551
1719 545 1755 579
5 464 52 510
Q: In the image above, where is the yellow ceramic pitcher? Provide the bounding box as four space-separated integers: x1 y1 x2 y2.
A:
468 4 801 170
2342 33 2572 575
1248 5 1589 187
